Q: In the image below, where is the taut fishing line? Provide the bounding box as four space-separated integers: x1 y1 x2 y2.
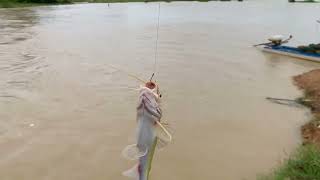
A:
153 3 161 78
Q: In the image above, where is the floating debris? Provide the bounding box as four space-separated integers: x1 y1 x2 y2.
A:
266 97 310 108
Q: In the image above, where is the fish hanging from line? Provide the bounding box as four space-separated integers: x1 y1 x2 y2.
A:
122 81 172 180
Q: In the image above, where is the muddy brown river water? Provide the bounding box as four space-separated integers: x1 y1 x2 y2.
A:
1 1 320 179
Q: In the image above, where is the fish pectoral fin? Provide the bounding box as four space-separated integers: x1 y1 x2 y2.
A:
122 163 139 180
155 121 173 144
156 138 169 150
122 144 148 160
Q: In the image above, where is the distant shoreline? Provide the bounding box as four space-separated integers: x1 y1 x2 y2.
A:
0 1 70 8
0 0 244 8
1 0 319 9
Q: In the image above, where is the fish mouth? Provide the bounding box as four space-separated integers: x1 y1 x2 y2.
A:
145 82 156 90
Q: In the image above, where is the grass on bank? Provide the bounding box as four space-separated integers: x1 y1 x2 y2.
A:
259 145 320 180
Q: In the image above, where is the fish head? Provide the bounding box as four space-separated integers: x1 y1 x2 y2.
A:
146 81 162 101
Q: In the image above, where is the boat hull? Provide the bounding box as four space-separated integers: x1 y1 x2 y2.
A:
261 45 320 63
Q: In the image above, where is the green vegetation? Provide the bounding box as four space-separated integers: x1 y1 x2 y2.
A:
298 44 320 54
1 0 71 3
0 0 15 8
290 0 320 2
259 145 320 180
304 0 319 2
0 0 71 8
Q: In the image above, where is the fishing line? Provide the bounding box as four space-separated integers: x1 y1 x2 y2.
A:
153 3 161 78
152 4 173 141
109 3 161 84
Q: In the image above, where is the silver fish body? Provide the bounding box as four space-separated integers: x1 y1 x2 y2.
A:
123 86 162 180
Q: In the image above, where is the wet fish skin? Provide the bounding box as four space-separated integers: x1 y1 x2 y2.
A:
123 86 161 180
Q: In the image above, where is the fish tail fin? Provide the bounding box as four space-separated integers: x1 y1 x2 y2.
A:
122 163 140 180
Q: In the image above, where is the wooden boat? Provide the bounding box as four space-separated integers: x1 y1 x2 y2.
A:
261 45 320 63
255 35 320 63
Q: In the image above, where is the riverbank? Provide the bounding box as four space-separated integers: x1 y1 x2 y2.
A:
294 69 320 147
261 69 320 179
